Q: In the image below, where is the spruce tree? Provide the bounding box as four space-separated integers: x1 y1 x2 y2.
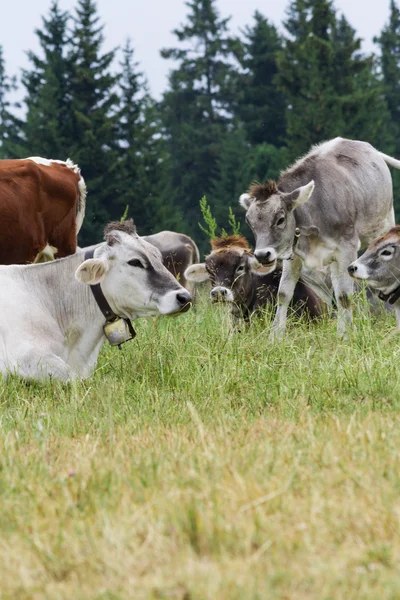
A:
375 0 400 214
22 0 72 158
67 0 120 242
0 46 23 158
235 11 285 147
111 40 170 233
277 0 392 160
160 0 240 238
375 0 400 151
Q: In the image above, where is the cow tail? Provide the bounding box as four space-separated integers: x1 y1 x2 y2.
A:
379 152 400 170
65 159 87 235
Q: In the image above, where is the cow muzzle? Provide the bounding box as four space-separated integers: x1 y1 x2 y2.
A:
254 247 277 267
210 286 234 303
158 289 192 315
347 261 369 280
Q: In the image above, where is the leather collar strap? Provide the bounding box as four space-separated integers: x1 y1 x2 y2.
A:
85 248 118 321
378 285 400 305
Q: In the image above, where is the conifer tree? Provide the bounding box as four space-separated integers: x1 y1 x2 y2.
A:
0 46 23 158
67 0 120 242
375 0 400 151
22 0 72 158
111 40 171 233
277 0 391 159
235 11 285 147
160 0 240 237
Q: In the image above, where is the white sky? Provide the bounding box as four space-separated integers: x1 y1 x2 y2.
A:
1 0 391 99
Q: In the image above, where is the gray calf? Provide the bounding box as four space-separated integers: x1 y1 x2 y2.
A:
239 137 398 337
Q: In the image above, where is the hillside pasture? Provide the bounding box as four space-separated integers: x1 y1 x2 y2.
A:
1 294 400 599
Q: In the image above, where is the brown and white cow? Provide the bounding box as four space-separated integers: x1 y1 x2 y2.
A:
185 235 325 322
142 231 200 295
0 157 86 264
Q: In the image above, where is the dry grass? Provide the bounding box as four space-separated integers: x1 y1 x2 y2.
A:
0 295 400 598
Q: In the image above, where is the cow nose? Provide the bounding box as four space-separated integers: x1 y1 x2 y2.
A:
176 290 192 306
211 287 227 298
347 264 357 275
254 249 274 264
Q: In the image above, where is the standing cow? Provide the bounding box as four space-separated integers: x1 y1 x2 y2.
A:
0 157 86 264
239 138 399 337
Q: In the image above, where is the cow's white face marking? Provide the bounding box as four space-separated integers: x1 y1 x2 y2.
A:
76 229 191 319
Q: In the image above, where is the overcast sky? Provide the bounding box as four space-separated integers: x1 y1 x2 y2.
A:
0 0 392 99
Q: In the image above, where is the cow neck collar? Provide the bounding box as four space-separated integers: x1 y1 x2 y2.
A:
84 248 136 347
378 285 400 305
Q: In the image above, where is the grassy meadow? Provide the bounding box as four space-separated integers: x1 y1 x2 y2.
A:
1 293 400 599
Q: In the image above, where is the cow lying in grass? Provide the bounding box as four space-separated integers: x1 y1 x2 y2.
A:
185 235 324 322
0 220 192 381
348 226 400 326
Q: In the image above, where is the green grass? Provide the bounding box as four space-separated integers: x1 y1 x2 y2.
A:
1 294 400 598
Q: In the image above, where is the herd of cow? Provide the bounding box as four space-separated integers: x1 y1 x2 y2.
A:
1 137 400 381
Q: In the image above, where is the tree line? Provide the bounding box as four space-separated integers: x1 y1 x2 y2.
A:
1 0 400 250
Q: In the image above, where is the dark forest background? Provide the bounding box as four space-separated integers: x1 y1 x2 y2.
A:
1 0 400 252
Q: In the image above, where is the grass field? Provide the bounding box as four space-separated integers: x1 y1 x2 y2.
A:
1 293 400 599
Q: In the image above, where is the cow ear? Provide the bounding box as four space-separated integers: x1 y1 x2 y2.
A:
239 193 254 210
75 258 110 285
285 180 315 211
248 255 276 275
184 263 210 283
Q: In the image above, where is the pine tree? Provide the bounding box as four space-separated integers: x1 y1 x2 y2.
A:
235 11 285 147
277 0 392 160
110 40 170 233
0 46 23 158
67 0 120 242
22 0 72 158
160 0 240 238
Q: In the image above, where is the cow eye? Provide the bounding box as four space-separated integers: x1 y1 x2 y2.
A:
128 259 145 268
236 264 245 273
380 247 395 259
276 216 285 227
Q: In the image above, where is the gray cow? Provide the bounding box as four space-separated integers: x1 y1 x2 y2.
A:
239 137 399 337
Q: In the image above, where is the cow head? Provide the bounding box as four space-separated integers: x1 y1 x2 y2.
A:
347 226 400 295
185 235 264 305
239 180 315 267
75 220 192 318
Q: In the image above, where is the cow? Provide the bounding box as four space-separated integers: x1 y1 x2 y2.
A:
0 220 192 381
0 156 86 264
142 231 200 295
184 235 325 322
348 226 400 327
239 137 399 337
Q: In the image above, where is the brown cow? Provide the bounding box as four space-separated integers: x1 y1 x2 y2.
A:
185 235 325 322
0 157 86 264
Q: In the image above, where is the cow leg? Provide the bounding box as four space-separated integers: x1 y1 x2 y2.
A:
330 247 357 337
18 349 75 381
270 255 302 340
